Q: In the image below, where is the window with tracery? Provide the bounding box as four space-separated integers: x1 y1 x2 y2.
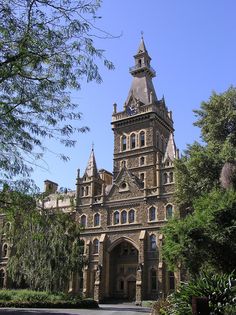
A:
129 209 135 223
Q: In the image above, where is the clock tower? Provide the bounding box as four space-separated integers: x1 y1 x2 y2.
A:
112 37 175 192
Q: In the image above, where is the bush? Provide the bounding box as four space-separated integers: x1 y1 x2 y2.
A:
0 290 98 309
160 272 236 315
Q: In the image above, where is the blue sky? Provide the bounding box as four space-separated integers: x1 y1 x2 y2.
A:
32 0 236 191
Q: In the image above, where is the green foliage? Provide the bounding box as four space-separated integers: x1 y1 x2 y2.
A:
163 189 236 275
194 86 236 161
165 272 236 315
163 87 236 276
0 0 114 187
1 190 83 292
174 143 222 210
0 290 98 308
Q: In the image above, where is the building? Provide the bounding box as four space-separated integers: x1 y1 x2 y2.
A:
0 38 179 303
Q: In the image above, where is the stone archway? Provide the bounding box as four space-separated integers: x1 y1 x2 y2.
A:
108 239 138 300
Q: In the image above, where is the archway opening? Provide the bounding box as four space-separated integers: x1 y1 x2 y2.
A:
109 240 138 301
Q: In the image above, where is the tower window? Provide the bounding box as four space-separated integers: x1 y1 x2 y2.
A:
169 172 174 182
94 213 100 227
140 156 145 166
149 206 156 221
93 239 99 254
114 211 119 225
122 136 127 151
166 204 173 219
129 209 135 223
121 210 127 224
163 172 168 184
151 268 157 291
140 131 145 147
81 187 84 196
80 215 87 228
131 133 136 149
156 133 159 148
150 234 157 251
85 186 89 195
138 59 142 67
140 173 145 188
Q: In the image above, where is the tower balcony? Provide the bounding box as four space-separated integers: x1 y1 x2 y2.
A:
129 64 156 77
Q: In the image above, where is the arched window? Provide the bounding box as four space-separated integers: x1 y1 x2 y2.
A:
163 172 168 184
2 244 8 258
0 269 4 288
166 204 173 219
93 239 99 254
122 136 127 151
151 268 157 291
140 156 145 166
130 133 136 149
169 172 174 183
150 234 157 251
81 187 84 196
129 209 135 223
85 186 89 195
80 215 87 228
149 206 156 221
114 211 119 225
140 131 145 147
121 210 127 224
94 213 100 227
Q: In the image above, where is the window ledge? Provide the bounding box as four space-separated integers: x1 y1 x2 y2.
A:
108 222 140 228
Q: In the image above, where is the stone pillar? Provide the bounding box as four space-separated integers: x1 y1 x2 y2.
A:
136 230 146 305
136 263 143 305
82 241 91 298
93 234 106 302
156 152 161 195
158 234 165 298
94 264 102 302
83 265 90 298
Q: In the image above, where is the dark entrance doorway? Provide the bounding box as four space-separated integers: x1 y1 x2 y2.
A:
127 280 136 301
109 240 138 300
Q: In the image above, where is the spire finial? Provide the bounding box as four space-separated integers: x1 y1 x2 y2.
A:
141 30 144 38
92 142 94 150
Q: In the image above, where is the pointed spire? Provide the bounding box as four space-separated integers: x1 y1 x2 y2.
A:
137 36 147 54
163 133 177 162
84 147 98 178
127 37 157 105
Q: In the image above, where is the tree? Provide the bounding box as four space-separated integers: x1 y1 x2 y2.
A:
0 0 114 188
1 188 83 291
162 87 236 275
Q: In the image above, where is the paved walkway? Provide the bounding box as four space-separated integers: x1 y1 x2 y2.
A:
0 303 151 315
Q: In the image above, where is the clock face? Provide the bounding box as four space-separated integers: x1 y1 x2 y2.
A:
126 104 137 116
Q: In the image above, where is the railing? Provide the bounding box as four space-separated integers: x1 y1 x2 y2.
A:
129 64 156 76
112 103 172 125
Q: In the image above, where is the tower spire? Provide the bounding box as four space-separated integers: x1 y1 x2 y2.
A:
84 147 98 178
125 37 157 106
